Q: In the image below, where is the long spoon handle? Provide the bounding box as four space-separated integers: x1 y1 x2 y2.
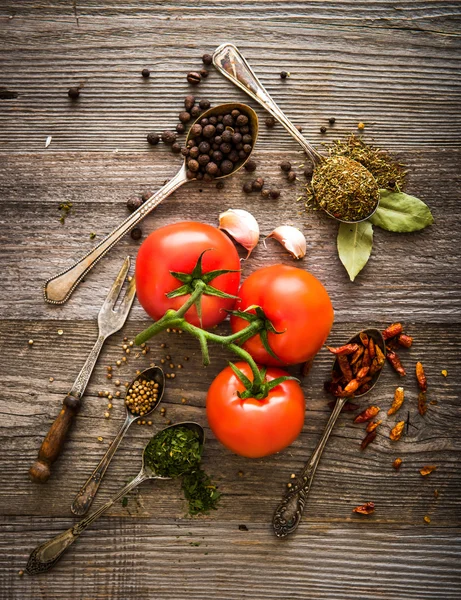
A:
71 414 135 516
26 471 147 575
272 396 347 537
43 164 188 305
213 43 323 166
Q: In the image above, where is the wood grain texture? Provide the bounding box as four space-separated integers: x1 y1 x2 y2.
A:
1 2 460 599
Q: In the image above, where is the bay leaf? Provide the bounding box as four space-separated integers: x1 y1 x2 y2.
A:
337 221 373 282
370 190 434 232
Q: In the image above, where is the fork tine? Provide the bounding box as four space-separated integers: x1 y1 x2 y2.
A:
100 256 131 314
117 274 136 317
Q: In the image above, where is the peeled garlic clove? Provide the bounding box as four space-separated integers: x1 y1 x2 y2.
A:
219 209 260 257
266 225 306 259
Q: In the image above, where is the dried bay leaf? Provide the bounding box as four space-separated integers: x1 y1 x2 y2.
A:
370 190 434 232
337 220 373 282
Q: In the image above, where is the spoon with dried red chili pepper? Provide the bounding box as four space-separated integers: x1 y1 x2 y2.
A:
273 328 386 538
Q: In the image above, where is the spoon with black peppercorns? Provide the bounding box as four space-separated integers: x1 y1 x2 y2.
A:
71 366 165 517
43 103 258 305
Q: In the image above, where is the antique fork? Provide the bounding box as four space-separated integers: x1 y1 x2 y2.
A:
29 257 136 483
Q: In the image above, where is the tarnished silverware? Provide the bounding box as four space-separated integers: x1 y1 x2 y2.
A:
273 329 386 538
29 257 136 483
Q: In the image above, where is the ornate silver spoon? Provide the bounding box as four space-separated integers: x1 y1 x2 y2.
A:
272 328 386 538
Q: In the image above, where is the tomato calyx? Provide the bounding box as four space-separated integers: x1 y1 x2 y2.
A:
229 305 285 363
228 361 299 400
167 249 240 326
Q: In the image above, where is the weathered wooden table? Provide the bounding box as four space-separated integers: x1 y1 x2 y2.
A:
1 2 460 599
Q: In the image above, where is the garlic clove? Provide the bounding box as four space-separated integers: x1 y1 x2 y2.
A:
266 225 307 259
218 209 260 258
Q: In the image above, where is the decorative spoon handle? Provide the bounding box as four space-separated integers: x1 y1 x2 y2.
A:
213 43 323 165
26 471 147 575
71 413 135 516
43 164 188 305
273 396 347 537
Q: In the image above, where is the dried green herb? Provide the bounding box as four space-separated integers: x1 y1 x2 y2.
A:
328 135 406 190
370 190 434 232
59 202 73 224
182 468 221 515
311 156 380 222
337 221 373 282
143 426 202 478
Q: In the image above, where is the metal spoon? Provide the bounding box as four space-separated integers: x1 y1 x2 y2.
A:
272 328 386 538
212 43 380 224
71 366 165 516
43 102 259 305
26 421 205 575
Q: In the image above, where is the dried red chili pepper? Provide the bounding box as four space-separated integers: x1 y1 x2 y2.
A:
397 333 413 348
416 361 427 392
386 349 406 376
359 332 369 347
328 400 360 412
418 391 427 416
327 343 359 355
420 465 437 476
337 354 353 382
375 345 385 365
344 379 360 395
362 347 370 368
361 430 377 450
388 386 405 416
393 457 403 470
366 419 382 433
353 501 375 515
358 383 371 394
368 337 376 359
382 322 403 340
389 421 405 441
356 366 370 380
354 405 380 423
350 345 364 366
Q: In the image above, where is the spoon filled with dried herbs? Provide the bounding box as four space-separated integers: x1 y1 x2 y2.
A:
26 422 206 575
71 366 165 517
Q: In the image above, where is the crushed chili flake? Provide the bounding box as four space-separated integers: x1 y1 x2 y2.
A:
416 361 427 392
418 391 428 416
361 430 377 450
423 515 431 524
382 323 403 340
393 457 403 470
353 501 375 515
388 386 405 416
420 465 437 476
389 421 405 441
354 405 380 423
366 419 382 433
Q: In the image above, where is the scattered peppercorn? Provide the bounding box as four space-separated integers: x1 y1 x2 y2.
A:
304 164 314 178
252 177 264 192
243 182 253 194
131 227 142 241
216 180 224 190
126 196 143 212
320 126 327 134
162 130 177 145
202 53 213 65
270 188 281 199
261 189 270 199
68 86 80 99
199 98 211 110
244 159 257 172
141 68 150 78
280 71 290 79
280 160 292 172
329 117 336 125
190 105 201 118
146 132 160 146
171 142 182 154
187 72 201 85
265 116 276 128
287 171 297 182
200 68 209 78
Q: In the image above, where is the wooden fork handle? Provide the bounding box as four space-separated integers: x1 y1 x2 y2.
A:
29 394 82 483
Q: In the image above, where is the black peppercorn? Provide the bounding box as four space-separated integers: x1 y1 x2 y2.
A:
304 164 314 178
131 227 143 240
228 150 239 163
243 144 252 154
198 141 210 154
243 182 253 194
176 123 185 134
181 147 189 157
141 191 152 202
126 196 143 213
222 114 234 127
179 111 191 123
320 126 327 134
231 109 240 119
189 124 202 138
199 99 211 110
388 179 396 188
141 68 150 78
186 170 195 180
187 72 201 85
172 142 182 154
189 146 199 159
203 124 216 138
202 53 213 65
252 177 264 192
190 105 201 118
216 180 225 190
200 68 209 78
147 132 160 146
261 189 270 199
287 171 297 182
280 160 291 172
220 159 234 175
198 154 210 166
206 162 219 176
329 117 336 125
188 159 200 172
220 142 231 154
265 116 276 128
240 125 250 134
244 159 257 172
212 150 223 162
215 123 225 134
200 117 209 127
184 95 195 111
68 86 80 99
161 130 177 145
280 70 289 79
236 114 248 126
221 130 232 144
270 188 281 199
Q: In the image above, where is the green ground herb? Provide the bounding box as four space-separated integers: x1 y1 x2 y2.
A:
143 426 202 478
311 156 380 222
182 468 221 515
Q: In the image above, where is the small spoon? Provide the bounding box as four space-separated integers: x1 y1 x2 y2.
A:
272 328 386 538
43 102 259 305
26 421 205 575
212 43 380 224
71 366 165 516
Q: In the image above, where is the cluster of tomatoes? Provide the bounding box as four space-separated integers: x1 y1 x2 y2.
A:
136 222 334 458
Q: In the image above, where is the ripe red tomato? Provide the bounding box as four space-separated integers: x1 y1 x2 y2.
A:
230 264 334 366
135 222 240 328
206 362 305 458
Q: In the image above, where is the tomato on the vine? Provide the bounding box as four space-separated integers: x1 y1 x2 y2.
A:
206 362 305 458
230 264 334 366
135 222 240 328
